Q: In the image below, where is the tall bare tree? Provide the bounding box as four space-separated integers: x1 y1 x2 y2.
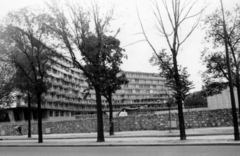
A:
137 0 206 140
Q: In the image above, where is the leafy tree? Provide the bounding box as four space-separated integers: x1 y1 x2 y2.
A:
13 69 36 138
0 111 10 122
100 57 128 135
83 36 129 136
0 61 15 108
45 0 122 142
98 36 128 136
0 7 62 143
201 5 240 113
101 73 128 136
149 50 194 102
0 51 15 108
79 36 128 136
184 91 207 108
1 46 36 138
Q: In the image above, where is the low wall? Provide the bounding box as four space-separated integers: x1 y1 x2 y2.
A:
0 108 239 136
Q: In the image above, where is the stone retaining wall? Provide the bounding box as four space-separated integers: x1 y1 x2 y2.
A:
0 108 238 136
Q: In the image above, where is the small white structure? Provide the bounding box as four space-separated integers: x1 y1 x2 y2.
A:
207 88 239 109
119 110 128 117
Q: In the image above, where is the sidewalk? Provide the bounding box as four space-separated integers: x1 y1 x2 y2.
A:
0 127 240 146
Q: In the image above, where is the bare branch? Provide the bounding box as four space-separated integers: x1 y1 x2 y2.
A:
178 0 198 25
136 5 158 57
151 1 173 50
161 0 175 29
123 39 146 47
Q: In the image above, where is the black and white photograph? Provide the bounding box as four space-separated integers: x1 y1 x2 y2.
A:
0 0 240 155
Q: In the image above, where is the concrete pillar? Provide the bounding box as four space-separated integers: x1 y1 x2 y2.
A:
41 110 48 121
19 111 25 121
7 110 15 123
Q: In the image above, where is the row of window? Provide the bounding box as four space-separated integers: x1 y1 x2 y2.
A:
49 85 83 95
126 73 161 78
128 78 164 84
49 111 74 117
113 94 159 99
50 68 85 83
123 84 166 89
47 59 169 104
49 76 86 85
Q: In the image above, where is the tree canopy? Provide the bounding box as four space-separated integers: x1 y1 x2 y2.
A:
0 6 62 143
44 0 126 142
184 91 207 108
0 52 15 108
201 5 240 107
149 50 194 101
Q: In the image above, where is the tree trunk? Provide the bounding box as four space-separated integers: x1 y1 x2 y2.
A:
220 0 239 140
108 92 114 135
172 53 186 140
36 92 43 143
95 86 105 142
27 92 31 138
236 68 240 117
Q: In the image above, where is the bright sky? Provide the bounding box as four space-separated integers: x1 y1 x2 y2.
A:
0 0 239 92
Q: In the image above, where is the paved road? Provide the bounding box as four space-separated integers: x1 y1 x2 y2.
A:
1 146 240 156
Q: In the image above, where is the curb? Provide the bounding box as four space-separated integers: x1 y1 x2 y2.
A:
1 143 240 147
0 133 233 141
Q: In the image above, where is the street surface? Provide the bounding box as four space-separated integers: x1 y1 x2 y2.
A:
0 134 238 146
0 146 240 156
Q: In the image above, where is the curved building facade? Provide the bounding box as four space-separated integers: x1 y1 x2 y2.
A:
6 58 171 122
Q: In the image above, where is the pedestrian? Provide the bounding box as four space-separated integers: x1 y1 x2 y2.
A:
14 125 22 135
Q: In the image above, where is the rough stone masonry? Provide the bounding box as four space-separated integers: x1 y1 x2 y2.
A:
0 108 238 136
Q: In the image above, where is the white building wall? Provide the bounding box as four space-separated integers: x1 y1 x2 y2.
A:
207 88 239 109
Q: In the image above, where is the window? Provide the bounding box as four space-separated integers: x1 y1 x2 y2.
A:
144 85 150 88
128 84 135 88
146 80 152 83
55 111 59 117
53 69 58 74
66 112 69 117
60 111 64 117
49 111 53 117
158 80 163 84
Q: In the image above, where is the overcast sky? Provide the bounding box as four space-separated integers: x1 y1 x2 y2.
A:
0 0 239 92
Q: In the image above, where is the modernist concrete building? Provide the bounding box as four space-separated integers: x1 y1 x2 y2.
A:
4 57 171 122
